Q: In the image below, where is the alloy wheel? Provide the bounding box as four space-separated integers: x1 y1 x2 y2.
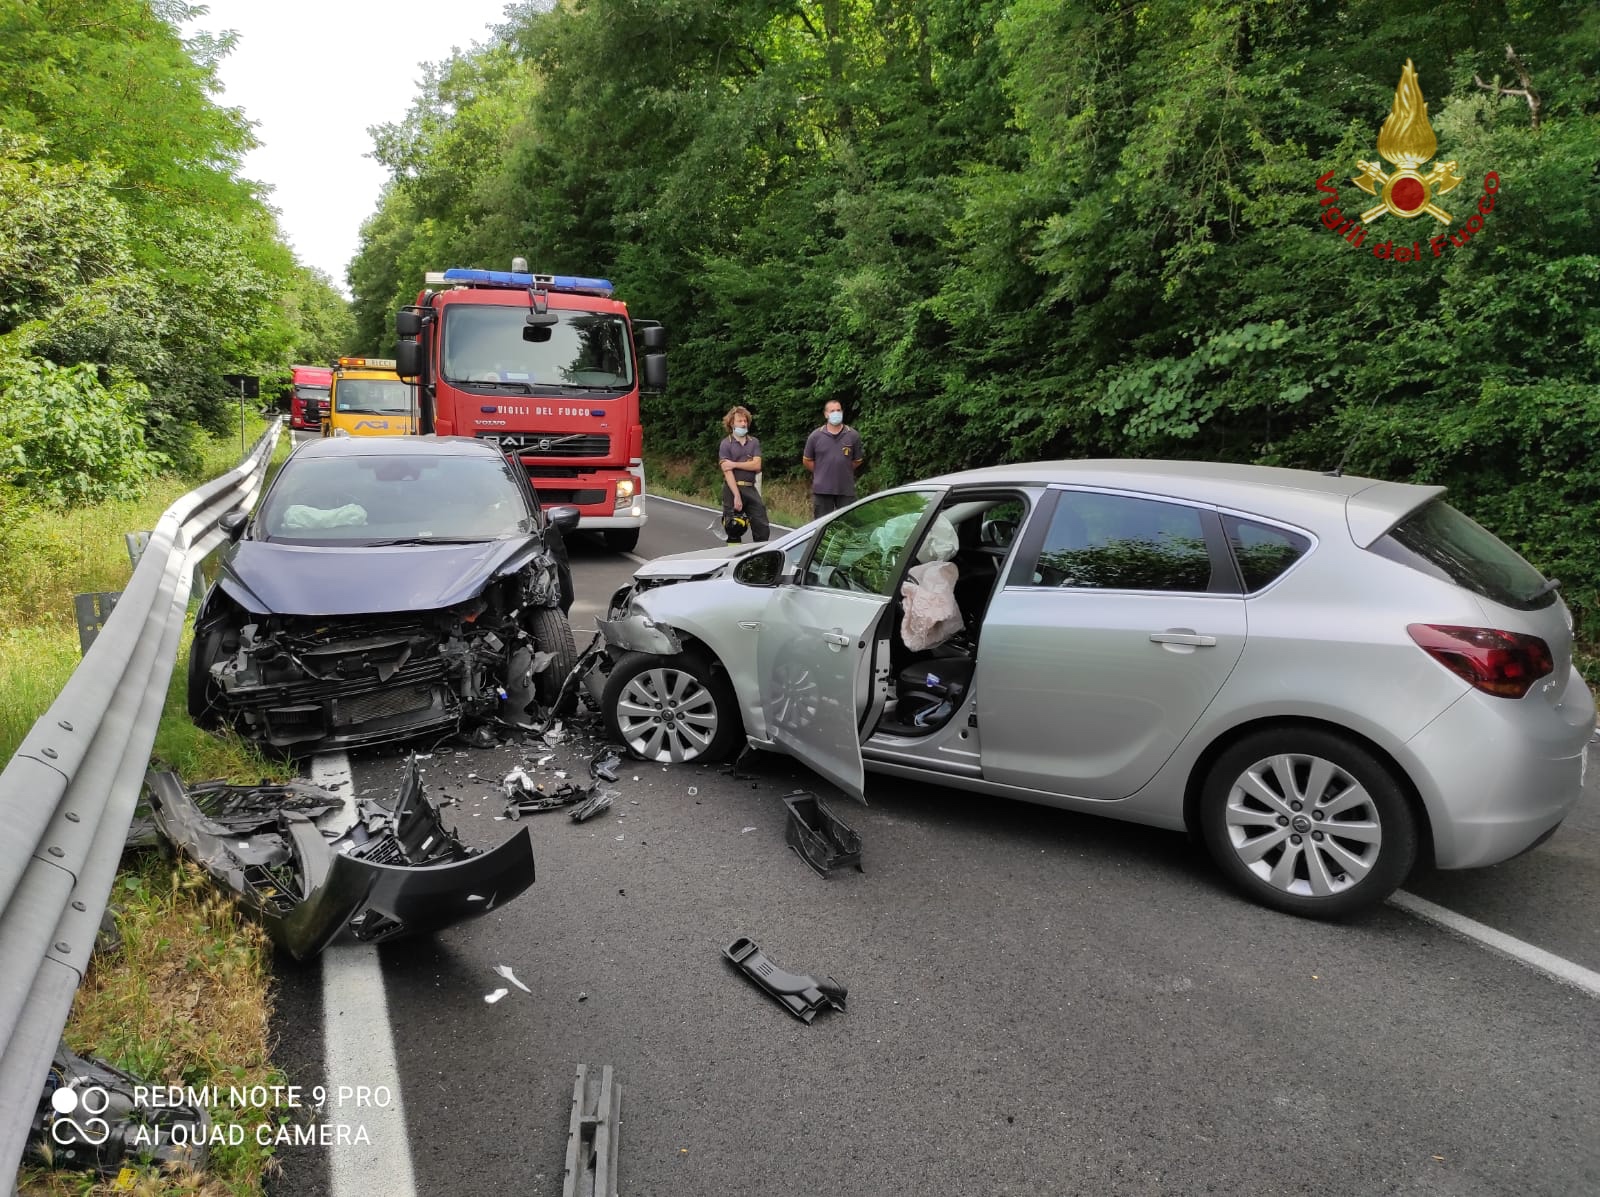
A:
614 666 721 763
1222 752 1383 899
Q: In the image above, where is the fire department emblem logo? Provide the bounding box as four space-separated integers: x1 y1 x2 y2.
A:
1352 59 1464 223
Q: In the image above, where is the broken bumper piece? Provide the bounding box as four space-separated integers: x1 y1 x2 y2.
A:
783 791 863 877
723 937 847 1024
144 757 535 960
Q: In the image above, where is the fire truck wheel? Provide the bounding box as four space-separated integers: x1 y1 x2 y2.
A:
603 529 640 554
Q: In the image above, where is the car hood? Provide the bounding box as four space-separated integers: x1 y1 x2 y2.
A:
217 538 545 616
631 543 757 581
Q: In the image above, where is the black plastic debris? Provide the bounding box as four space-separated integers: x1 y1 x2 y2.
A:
570 789 617 823
783 791 863 878
589 745 625 784
29 1042 209 1174
506 782 590 817
722 937 847 1024
144 756 536 960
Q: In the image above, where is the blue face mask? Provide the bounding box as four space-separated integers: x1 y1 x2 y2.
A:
827 411 843 426
732 425 748 437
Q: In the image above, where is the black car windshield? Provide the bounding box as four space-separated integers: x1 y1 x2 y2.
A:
440 304 634 391
258 454 535 543
335 378 411 414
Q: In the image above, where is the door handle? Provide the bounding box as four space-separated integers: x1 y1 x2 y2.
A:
1150 631 1217 647
821 631 851 647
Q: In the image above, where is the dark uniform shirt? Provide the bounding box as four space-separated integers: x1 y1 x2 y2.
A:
804 425 864 496
719 434 762 486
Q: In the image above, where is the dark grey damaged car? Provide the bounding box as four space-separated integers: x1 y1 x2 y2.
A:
188 437 579 752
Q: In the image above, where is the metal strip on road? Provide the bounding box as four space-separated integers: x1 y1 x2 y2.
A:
311 751 420 1197
1389 889 1600 999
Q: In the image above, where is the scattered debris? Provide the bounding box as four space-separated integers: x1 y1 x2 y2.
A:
563 1064 620 1197
741 827 757 834
589 745 625 783
572 790 617 823
723 937 847 1024
506 781 590 817
578 991 589 1002
495 964 532 994
142 756 537 960
29 1043 209 1175
687 786 698 796
461 723 499 749
783 791 864 878
503 767 539 798
543 723 568 746
485 988 509 1004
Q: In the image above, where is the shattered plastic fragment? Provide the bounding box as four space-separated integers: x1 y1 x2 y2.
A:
688 787 698 796
571 789 616 823
783 791 864 878
485 988 509 1004
589 746 625 783
722 937 847 1024
742 827 757 834
495 964 532 993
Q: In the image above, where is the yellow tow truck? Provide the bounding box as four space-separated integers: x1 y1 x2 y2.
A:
322 357 417 437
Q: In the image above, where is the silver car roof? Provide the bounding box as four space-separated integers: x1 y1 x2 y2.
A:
924 459 1444 547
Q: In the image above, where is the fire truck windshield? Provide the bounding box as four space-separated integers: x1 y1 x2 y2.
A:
441 305 634 392
335 379 412 414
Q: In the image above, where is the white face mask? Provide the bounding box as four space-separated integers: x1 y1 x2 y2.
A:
827 411 843 426
733 425 748 437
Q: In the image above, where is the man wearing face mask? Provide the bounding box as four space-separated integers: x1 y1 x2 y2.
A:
718 405 769 544
802 399 865 520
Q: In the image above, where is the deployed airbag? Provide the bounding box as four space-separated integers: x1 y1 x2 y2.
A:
900 560 963 651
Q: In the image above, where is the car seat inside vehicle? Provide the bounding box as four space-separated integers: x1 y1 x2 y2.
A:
877 493 1025 737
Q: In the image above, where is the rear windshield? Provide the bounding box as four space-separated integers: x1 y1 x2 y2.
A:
1370 500 1555 610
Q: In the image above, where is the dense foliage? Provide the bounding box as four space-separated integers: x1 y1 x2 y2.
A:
0 0 352 504
349 0 1600 637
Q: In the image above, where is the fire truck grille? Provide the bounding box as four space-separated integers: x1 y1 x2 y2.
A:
480 432 611 457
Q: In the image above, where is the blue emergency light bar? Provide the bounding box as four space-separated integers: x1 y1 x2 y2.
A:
440 268 614 297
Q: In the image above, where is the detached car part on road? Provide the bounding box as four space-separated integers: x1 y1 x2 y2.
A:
145 758 536 960
188 436 579 753
597 460 1594 918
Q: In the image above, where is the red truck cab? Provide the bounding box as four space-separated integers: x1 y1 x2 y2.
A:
394 265 665 552
288 365 333 431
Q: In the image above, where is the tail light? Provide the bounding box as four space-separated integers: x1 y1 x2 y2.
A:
1407 624 1554 698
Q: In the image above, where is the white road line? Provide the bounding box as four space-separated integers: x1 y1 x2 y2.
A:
1389 889 1600 1000
310 751 419 1197
644 492 717 514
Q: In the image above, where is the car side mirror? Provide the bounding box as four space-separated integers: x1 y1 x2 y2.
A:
545 506 580 533
733 548 785 588
219 509 249 541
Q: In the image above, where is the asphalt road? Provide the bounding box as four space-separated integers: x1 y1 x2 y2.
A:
266 492 1600 1197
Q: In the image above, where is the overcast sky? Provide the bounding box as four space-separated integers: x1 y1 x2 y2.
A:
184 1 518 293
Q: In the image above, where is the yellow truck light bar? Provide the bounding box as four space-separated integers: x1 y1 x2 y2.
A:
336 357 398 370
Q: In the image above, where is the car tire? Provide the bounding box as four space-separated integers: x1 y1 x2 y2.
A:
529 607 580 715
186 624 228 727
602 650 742 764
604 529 640 554
1199 727 1417 918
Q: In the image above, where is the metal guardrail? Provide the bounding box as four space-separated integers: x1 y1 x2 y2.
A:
0 420 282 1182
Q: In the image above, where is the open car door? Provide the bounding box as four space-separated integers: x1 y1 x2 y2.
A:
757 488 944 801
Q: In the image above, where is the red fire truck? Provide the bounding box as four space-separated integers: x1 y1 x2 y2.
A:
394 263 665 552
287 364 333 431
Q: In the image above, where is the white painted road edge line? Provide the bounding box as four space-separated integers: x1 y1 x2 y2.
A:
310 751 420 1197
1389 889 1600 1000
645 490 796 531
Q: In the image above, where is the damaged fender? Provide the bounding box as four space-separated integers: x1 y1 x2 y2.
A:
595 610 682 656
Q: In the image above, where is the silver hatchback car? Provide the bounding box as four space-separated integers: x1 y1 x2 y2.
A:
596 461 1593 916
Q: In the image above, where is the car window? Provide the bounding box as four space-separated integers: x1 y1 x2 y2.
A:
1369 499 1555 610
1028 491 1212 592
1223 515 1312 591
258 454 535 543
803 490 939 595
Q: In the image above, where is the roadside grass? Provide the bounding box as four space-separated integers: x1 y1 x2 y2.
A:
17 856 286 1197
6 417 291 1196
